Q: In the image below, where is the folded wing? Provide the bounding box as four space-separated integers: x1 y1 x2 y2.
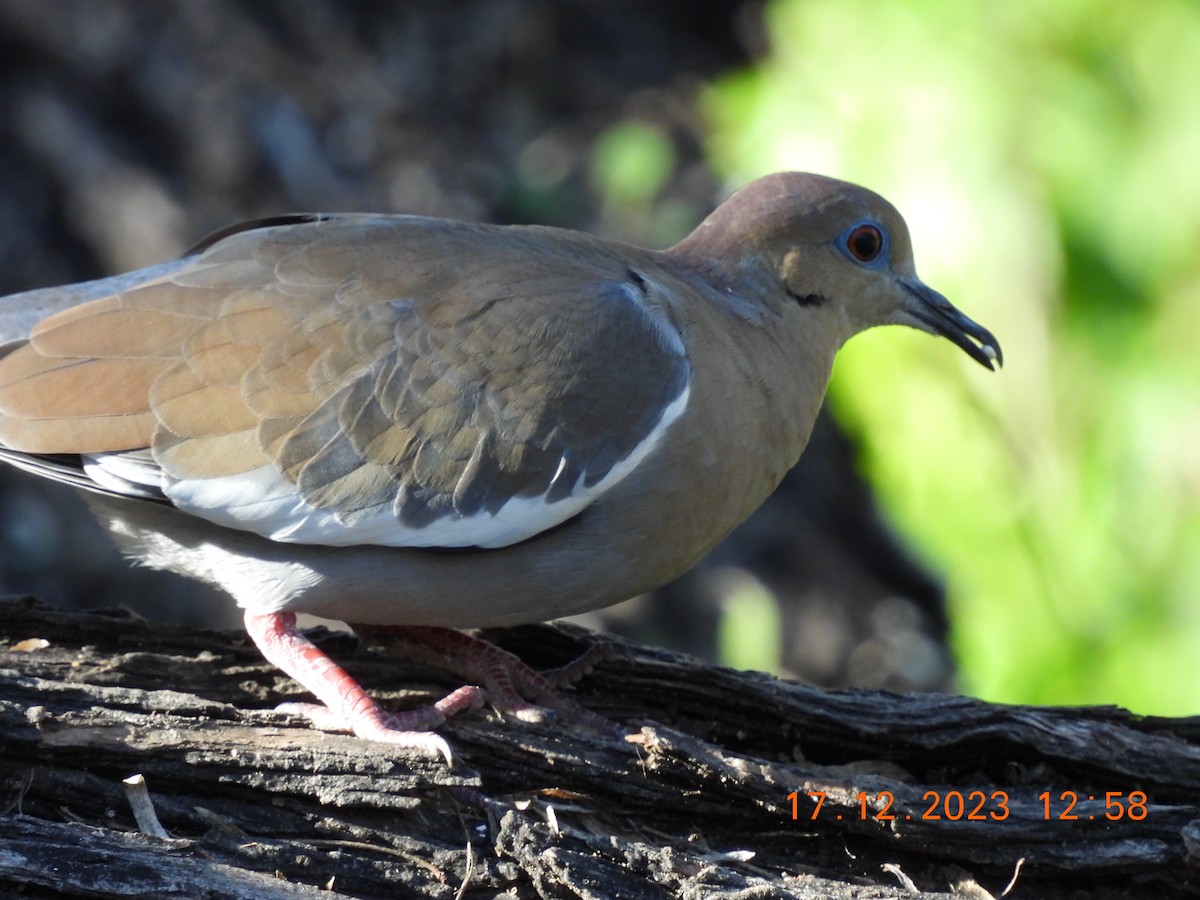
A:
0 216 691 548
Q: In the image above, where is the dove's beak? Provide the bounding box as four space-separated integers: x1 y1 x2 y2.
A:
898 279 1002 370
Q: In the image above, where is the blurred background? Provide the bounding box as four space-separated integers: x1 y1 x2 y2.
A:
0 0 1195 716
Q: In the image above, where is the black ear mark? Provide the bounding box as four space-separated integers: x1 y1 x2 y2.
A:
787 291 828 307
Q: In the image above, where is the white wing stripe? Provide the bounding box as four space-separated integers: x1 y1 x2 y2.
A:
163 380 690 549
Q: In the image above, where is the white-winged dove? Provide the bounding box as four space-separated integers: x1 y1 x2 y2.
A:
0 172 1000 761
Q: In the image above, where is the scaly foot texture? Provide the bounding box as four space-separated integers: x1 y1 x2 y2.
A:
246 612 620 762
352 624 623 735
246 611 482 764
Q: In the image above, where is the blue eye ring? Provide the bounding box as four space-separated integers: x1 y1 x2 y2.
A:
837 220 888 267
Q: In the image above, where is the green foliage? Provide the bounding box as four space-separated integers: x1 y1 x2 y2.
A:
588 120 691 246
591 121 675 207
717 571 784 675
706 0 1200 714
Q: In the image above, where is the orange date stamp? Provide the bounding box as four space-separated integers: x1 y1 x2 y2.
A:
789 789 1149 823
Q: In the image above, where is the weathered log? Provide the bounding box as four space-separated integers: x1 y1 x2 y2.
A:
0 596 1196 898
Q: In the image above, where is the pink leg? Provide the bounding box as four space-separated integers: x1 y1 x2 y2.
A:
351 625 621 735
244 611 482 764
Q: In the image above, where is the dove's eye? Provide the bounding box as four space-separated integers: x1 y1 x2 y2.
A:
842 222 885 263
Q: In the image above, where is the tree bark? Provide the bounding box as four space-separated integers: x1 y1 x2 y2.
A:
0 596 1196 899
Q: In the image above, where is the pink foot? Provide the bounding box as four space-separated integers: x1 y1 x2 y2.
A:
244 611 484 765
352 624 621 735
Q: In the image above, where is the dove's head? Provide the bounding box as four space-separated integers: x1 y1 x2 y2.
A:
673 172 1002 369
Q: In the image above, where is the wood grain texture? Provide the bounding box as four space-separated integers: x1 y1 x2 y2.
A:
1 598 1195 899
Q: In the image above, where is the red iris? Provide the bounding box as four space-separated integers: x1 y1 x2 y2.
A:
846 224 884 262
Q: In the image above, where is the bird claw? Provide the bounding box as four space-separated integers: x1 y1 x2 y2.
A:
538 640 622 688
246 612 487 765
247 612 619 766
353 624 621 734
272 684 483 766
